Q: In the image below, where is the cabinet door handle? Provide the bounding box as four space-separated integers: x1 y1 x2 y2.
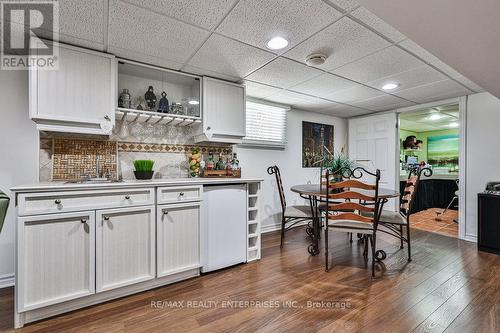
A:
125 195 131 200
162 210 169 215
81 218 87 224
179 192 184 196
206 126 211 131
103 216 110 221
55 199 61 205
104 115 111 121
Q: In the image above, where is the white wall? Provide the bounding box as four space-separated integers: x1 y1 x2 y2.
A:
236 109 347 232
465 92 500 241
0 71 39 286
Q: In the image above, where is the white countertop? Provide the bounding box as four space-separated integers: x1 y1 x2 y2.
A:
11 177 264 193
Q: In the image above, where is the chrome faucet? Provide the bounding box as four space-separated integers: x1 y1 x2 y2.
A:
96 155 101 178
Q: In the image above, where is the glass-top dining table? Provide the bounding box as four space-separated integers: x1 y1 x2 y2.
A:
290 184 400 256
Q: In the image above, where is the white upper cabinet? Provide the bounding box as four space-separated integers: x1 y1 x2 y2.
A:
195 77 246 143
29 42 116 135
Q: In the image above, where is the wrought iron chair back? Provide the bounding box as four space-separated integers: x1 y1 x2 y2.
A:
267 165 286 213
401 167 432 217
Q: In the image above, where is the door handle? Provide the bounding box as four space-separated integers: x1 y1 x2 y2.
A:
55 199 61 205
125 195 131 200
104 115 111 121
162 210 169 215
81 218 87 224
103 216 110 221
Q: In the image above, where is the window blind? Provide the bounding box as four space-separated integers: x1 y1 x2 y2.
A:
244 101 288 147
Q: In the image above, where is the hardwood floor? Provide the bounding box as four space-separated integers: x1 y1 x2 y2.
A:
0 227 498 333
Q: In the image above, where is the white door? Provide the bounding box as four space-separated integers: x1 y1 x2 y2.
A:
30 41 116 134
202 77 246 139
157 202 201 277
348 113 397 211
18 211 95 312
96 206 155 292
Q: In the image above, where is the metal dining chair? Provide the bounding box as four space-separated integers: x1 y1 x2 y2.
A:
323 167 381 277
267 165 315 248
363 167 432 262
0 190 10 233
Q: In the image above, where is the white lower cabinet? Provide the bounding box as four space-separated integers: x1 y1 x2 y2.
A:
157 202 201 277
17 211 96 312
96 206 156 292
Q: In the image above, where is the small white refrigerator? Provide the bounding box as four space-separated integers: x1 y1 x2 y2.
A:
201 184 247 273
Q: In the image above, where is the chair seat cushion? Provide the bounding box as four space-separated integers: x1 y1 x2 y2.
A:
284 205 313 218
326 220 374 234
362 211 407 225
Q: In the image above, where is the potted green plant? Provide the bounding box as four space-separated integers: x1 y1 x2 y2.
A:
323 151 355 182
133 160 155 180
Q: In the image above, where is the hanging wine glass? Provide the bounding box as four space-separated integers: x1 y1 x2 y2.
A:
118 119 130 140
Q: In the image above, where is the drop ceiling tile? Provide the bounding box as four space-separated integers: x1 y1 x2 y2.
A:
332 46 424 83
216 0 343 53
351 94 414 111
244 81 283 99
263 90 336 110
394 79 472 103
123 0 237 30
246 57 323 88
35 0 105 50
108 0 209 65
187 34 275 79
326 84 384 104
366 65 447 92
323 0 359 12
289 73 357 98
350 7 406 43
110 46 184 70
284 17 391 70
182 64 240 82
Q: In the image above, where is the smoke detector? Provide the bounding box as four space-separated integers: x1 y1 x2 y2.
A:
305 53 327 66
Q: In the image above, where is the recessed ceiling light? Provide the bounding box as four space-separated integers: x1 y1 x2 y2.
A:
266 36 289 50
429 114 442 121
382 83 399 90
188 100 199 105
448 122 459 128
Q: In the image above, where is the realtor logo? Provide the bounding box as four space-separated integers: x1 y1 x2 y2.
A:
1 0 59 70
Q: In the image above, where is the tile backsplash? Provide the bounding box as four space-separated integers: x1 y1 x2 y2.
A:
51 138 118 181
39 121 232 181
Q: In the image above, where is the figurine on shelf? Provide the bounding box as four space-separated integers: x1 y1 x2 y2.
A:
118 89 131 108
144 86 156 111
158 91 169 113
135 96 144 110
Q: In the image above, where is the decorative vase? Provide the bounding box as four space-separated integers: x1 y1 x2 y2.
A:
134 171 154 180
118 88 131 108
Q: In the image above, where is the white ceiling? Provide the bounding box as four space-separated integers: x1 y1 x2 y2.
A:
47 0 483 117
356 0 500 101
400 104 459 132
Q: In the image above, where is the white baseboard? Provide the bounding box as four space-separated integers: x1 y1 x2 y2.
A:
0 274 15 288
261 221 309 234
464 234 477 243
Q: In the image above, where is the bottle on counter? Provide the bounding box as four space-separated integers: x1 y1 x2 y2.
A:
230 153 240 170
215 153 225 170
206 152 215 170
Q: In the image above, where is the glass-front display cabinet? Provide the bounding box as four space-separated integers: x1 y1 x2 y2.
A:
116 60 201 125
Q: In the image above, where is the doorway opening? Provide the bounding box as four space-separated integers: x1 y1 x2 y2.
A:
398 104 460 238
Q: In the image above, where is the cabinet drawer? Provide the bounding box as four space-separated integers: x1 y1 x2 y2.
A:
18 188 154 216
157 185 202 204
